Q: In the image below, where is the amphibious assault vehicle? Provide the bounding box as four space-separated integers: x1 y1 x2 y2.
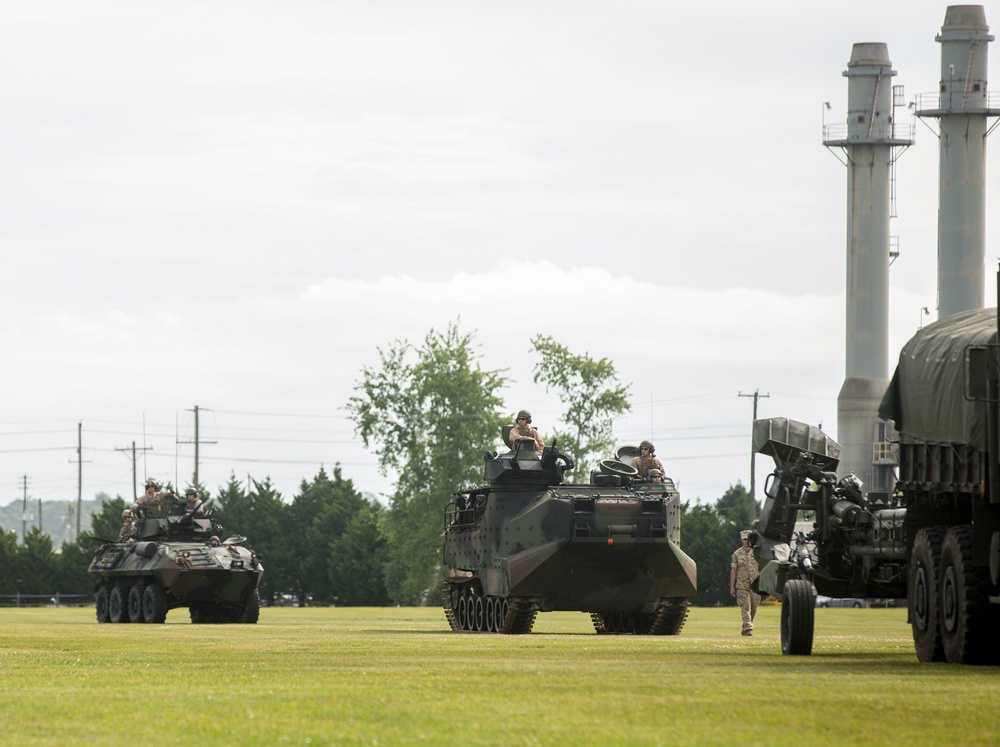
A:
442 434 697 634
89 496 263 624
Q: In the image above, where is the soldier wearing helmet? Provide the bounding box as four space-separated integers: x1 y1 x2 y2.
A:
630 440 664 479
134 479 164 512
647 468 664 484
184 487 201 511
509 409 544 454
118 509 136 542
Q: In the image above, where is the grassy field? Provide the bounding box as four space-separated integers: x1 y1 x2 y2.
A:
0 605 997 746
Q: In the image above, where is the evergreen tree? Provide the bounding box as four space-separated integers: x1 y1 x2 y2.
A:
329 502 390 606
19 527 57 595
0 529 18 595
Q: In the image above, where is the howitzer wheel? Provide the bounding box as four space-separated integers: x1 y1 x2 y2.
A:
909 526 946 662
780 579 814 656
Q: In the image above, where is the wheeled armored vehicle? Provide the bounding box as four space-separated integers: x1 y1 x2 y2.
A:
442 433 697 634
89 495 263 624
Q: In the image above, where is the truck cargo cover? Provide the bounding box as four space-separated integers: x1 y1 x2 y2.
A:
878 307 997 449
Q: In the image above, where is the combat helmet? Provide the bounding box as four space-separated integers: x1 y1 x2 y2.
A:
639 440 655 454
516 409 532 424
647 468 663 480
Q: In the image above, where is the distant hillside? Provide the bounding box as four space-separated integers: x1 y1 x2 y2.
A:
0 493 117 545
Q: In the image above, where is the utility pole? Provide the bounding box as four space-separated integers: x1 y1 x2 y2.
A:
738 389 770 517
69 421 91 540
116 441 153 501
178 405 216 490
21 475 28 543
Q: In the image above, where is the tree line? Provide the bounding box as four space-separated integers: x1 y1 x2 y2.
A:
0 322 756 607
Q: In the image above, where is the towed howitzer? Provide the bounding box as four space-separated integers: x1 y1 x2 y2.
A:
747 417 908 655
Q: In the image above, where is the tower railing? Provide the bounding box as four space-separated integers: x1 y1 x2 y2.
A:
914 90 1000 114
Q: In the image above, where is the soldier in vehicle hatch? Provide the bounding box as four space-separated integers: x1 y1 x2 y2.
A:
118 510 136 542
646 468 664 485
184 488 201 511
509 409 544 454
134 479 164 511
630 441 664 479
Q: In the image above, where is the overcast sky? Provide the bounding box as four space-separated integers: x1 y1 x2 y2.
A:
2 1 999 521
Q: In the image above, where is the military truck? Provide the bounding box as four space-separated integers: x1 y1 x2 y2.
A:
441 434 697 634
750 302 1000 664
89 495 263 624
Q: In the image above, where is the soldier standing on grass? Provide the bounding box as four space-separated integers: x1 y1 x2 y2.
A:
729 530 760 636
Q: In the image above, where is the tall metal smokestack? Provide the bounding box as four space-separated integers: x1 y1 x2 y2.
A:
916 5 997 319
824 43 913 492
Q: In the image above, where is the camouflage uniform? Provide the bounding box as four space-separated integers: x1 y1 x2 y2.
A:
118 516 135 542
731 544 760 635
510 423 544 454
630 454 665 478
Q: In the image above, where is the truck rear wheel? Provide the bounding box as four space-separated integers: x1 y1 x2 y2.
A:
781 579 814 656
939 526 993 665
909 527 945 662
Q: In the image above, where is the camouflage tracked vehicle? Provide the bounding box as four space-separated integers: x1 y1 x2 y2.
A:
441 434 697 634
89 495 263 624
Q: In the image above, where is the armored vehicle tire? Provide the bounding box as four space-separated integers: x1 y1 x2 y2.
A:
939 526 994 665
909 527 946 663
239 589 261 624
127 584 144 623
142 584 168 624
781 579 814 656
109 583 130 623
95 586 110 623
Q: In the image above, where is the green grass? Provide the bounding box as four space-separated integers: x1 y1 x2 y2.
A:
0 605 996 746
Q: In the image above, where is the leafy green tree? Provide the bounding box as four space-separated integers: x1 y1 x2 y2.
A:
347 321 507 605
530 335 631 473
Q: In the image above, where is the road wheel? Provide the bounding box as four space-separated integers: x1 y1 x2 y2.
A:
939 526 994 664
239 589 261 624
95 586 110 623
473 595 485 632
127 584 143 623
909 526 945 662
109 584 129 623
142 584 168 624
781 579 815 656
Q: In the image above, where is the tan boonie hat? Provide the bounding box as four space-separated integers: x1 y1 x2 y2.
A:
740 530 750 539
